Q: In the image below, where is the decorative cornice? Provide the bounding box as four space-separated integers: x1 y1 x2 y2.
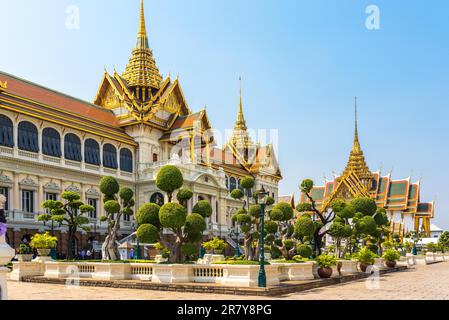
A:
0 172 13 185
19 177 38 187
44 181 61 191
65 184 81 193
86 187 100 197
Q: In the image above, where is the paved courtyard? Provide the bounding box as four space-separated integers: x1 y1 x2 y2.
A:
6 262 449 300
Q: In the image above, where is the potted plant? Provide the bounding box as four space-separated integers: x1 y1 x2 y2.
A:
154 242 170 263
382 249 400 268
29 232 57 257
356 247 376 272
17 243 33 262
315 254 337 278
203 238 228 254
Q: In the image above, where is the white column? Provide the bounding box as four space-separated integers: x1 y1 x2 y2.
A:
211 196 217 224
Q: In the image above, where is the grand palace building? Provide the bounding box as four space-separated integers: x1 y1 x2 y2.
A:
0 0 281 256
299 106 435 237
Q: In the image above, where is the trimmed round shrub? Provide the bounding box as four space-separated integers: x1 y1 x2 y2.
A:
184 213 207 234
266 196 275 206
135 203 160 227
269 208 284 221
272 202 293 220
177 188 193 203
104 200 121 214
239 176 255 189
136 224 159 243
351 197 377 216
192 200 213 218
99 176 120 196
300 179 314 193
296 203 312 212
330 199 346 213
119 187 134 202
338 205 356 219
159 202 187 230
156 165 184 195
230 189 244 200
297 244 313 258
357 216 377 234
236 213 251 223
181 243 198 260
61 191 81 202
374 210 389 226
249 204 261 217
295 216 315 238
235 208 247 215
264 220 278 234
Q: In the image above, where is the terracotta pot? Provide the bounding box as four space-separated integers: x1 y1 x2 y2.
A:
317 267 333 278
385 260 397 268
359 262 373 273
37 248 51 256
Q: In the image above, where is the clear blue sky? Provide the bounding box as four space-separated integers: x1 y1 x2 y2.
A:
1 0 448 229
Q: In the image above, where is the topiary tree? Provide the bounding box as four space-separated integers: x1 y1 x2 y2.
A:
156 165 184 202
438 231 449 253
136 202 207 263
264 202 296 259
39 191 93 259
296 179 340 256
99 176 135 261
297 178 391 256
136 168 209 263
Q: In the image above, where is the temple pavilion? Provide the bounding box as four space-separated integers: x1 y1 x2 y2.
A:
299 105 435 237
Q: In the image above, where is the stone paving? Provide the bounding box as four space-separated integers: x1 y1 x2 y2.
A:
6 262 449 300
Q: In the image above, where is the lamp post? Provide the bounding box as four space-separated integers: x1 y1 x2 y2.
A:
257 186 269 288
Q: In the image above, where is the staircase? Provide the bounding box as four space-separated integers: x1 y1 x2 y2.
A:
225 235 245 255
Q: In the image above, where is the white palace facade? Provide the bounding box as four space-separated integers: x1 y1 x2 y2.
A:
0 1 281 256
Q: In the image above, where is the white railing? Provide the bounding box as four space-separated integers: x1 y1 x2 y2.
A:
18 150 38 159
0 146 13 155
78 264 96 273
43 155 62 164
0 147 134 181
193 265 224 283
131 265 153 276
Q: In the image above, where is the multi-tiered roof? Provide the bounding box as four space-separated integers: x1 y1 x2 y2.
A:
299 103 434 233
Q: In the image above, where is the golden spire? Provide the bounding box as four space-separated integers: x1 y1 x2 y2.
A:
122 0 162 90
229 77 253 153
342 98 373 183
234 77 248 131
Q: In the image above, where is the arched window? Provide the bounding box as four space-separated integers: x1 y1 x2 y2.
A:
42 128 61 157
150 192 164 206
18 121 38 152
225 176 229 190
120 148 133 173
229 177 237 191
85 139 100 165
64 133 82 161
103 143 117 169
0 115 13 147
